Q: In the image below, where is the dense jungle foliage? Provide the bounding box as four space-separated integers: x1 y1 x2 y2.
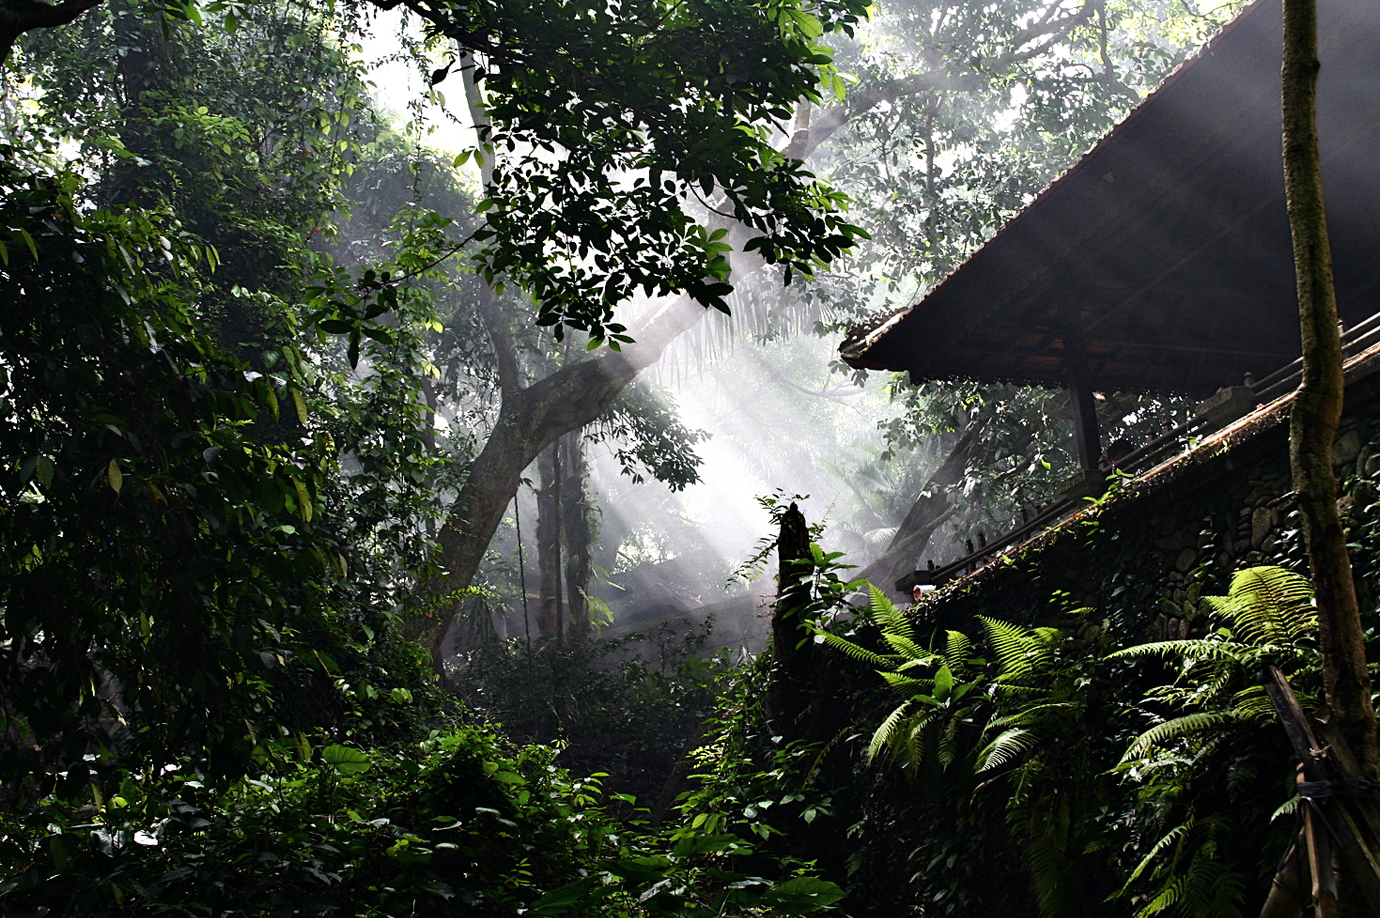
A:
12 0 1363 915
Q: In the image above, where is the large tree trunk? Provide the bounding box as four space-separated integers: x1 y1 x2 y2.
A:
1280 0 1377 780
413 350 646 665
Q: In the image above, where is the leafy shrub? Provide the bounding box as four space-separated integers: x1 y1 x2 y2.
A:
450 625 731 806
1 720 847 918
2 727 627 917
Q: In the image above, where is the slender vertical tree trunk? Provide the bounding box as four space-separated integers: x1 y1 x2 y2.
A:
561 432 592 642
536 441 564 644
1280 0 1377 781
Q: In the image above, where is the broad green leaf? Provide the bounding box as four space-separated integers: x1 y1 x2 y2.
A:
764 876 847 911
322 744 371 774
933 663 955 702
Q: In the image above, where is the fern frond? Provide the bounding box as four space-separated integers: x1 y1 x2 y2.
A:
866 579 899 623
882 631 929 660
869 583 914 642
867 582 898 619
1106 640 1240 661
895 654 944 673
1213 566 1315 646
1229 686 1280 722
867 700 914 764
879 671 933 696
1271 796 1300 821
1122 712 1238 762
1017 795 1077 918
937 713 960 768
992 683 1046 699
978 727 1036 771
944 629 972 668
1120 817 1194 892
986 702 1076 732
814 630 893 668
979 617 1039 677
1133 875 1185 918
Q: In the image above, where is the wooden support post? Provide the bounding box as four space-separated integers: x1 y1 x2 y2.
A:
1069 375 1102 472
1060 308 1103 473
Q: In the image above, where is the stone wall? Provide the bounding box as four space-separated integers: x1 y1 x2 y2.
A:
914 352 1380 641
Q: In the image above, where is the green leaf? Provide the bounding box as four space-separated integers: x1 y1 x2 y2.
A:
292 477 313 522
764 876 847 911
531 876 600 914
605 855 672 883
35 455 54 490
17 227 38 262
671 833 748 858
322 744 371 774
107 458 123 493
933 663 954 702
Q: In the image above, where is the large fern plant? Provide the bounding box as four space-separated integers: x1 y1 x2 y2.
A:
1108 566 1319 918
1110 565 1318 768
816 586 1095 918
815 585 1073 774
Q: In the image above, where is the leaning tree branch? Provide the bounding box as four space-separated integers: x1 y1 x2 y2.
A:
0 0 104 64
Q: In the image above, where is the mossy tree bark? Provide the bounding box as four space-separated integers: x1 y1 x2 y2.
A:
1280 0 1378 781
